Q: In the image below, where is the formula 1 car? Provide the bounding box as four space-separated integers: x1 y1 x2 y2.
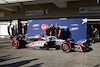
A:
11 34 89 53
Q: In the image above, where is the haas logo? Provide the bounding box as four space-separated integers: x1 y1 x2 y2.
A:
41 24 47 31
35 35 40 39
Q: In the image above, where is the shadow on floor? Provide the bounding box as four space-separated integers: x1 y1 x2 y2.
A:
0 55 22 63
0 46 11 49
0 58 40 67
27 63 43 67
94 64 100 67
0 42 11 44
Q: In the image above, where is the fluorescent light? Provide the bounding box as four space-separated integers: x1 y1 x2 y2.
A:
5 0 17 3
4 0 35 3
0 1 6 4
87 19 100 21
59 18 67 20
0 0 35 4
18 0 35 2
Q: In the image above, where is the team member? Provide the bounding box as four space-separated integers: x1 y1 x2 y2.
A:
45 25 50 36
50 23 55 36
90 25 97 43
55 23 61 38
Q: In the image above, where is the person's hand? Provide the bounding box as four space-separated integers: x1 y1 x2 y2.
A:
58 34 60 36
93 31 95 34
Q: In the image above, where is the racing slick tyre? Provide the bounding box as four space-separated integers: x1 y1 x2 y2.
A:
11 40 20 49
60 41 72 53
12 40 27 49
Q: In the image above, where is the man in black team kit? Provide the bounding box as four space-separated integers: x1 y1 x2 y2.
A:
45 25 50 36
50 23 55 36
55 23 61 38
90 25 97 43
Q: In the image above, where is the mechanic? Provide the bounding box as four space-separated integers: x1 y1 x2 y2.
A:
55 23 61 38
90 25 97 43
45 25 50 36
50 23 56 36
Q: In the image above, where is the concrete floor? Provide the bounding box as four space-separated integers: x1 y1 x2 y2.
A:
0 39 100 67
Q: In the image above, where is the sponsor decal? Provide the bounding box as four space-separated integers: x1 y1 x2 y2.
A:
70 27 79 31
32 41 44 47
70 24 78 26
41 24 47 31
58 25 67 29
32 24 39 27
27 20 33 26
82 18 87 25
27 24 29 26
79 7 100 13
33 28 39 30
26 9 48 16
75 45 82 51
35 35 40 39
28 20 33 23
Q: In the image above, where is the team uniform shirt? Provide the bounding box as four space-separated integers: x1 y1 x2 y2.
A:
50 26 55 36
56 27 60 35
90 27 96 40
45 28 50 36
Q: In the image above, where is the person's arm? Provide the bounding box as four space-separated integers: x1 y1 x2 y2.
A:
44 30 46 36
58 30 61 36
93 28 97 34
50 31 52 36
58 27 61 36
49 27 52 36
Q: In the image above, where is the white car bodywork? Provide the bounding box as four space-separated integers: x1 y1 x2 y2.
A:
26 36 65 48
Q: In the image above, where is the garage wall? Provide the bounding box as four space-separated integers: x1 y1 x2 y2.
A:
0 0 100 20
0 21 10 36
0 25 8 35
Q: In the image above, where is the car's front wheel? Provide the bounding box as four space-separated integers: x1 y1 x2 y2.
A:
60 41 72 53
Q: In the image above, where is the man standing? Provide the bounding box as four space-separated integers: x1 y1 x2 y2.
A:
55 23 61 38
90 25 97 43
50 23 55 36
45 25 50 36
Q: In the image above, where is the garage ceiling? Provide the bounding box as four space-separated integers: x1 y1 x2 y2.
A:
0 0 80 11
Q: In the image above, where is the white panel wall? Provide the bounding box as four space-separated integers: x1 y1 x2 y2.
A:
0 25 9 35
0 21 10 36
